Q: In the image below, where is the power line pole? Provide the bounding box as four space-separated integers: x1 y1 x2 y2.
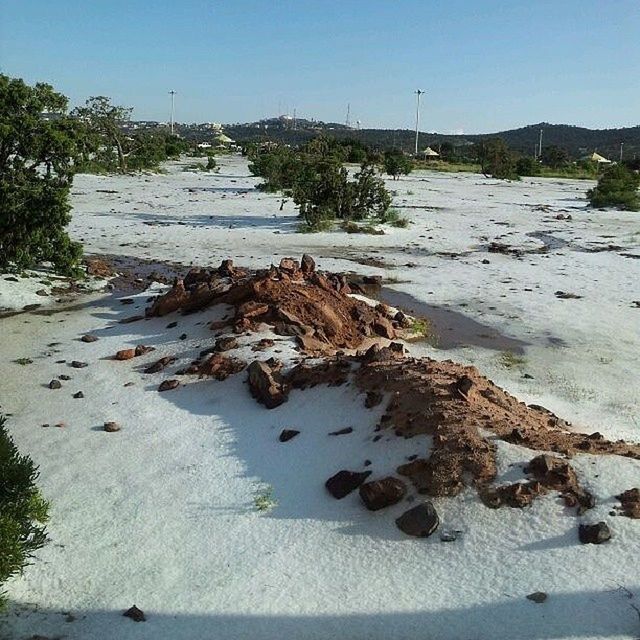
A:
538 127 543 159
345 103 351 128
169 90 176 135
414 89 425 156
620 142 624 162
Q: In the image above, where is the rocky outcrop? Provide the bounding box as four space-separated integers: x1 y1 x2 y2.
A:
247 360 287 408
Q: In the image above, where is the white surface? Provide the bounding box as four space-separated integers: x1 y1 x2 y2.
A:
1 156 639 639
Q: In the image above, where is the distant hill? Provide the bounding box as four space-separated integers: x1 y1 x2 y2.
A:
224 119 640 161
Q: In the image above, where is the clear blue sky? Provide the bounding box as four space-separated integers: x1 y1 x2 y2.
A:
2 0 639 133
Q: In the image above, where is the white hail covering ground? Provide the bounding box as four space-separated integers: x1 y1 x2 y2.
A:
1 155 639 639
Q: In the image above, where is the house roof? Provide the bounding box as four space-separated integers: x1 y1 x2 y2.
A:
583 152 611 163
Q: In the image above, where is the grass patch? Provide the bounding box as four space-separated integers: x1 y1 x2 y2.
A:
499 351 527 368
341 221 384 235
0 415 49 607
407 317 439 347
297 218 334 233
254 486 278 512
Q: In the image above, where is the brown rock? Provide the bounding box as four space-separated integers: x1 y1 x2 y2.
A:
144 356 176 373
301 254 316 273
104 421 121 432
123 605 146 622
81 334 99 343
247 360 287 409
134 345 156 356
395 502 440 537
279 257 300 273
115 349 136 361
578 522 611 544
158 379 179 392
359 476 407 510
326 470 372 499
215 336 239 352
616 488 640 518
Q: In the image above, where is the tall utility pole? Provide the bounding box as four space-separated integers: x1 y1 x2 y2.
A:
345 103 351 128
414 89 425 156
169 90 176 135
620 142 624 162
538 127 543 159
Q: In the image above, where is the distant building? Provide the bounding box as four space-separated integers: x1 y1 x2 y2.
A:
582 151 611 164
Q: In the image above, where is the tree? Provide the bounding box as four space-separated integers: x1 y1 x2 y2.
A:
474 138 518 180
540 145 569 169
515 156 539 176
587 164 640 211
0 414 49 607
383 151 413 180
72 96 133 173
0 74 82 274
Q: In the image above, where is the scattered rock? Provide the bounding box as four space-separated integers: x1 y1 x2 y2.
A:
119 314 145 324
215 336 239 352
526 592 548 603
616 488 640 518
144 356 177 373
252 338 275 351
158 379 179 392
115 349 136 361
578 522 611 544
279 429 300 442
123 605 146 622
554 291 582 300
326 470 372 499
359 476 407 510
185 353 246 380
104 421 121 432
395 502 440 537
247 360 287 408
70 361 88 369
73 391 84 399
49 379 62 389
134 345 155 356
301 253 316 273
81 334 98 343
329 427 353 436
58 374 71 380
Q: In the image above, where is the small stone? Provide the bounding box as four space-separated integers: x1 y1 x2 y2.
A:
49 379 62 389
326 470 372 499
301 254 316 273
73 391 84 399
115 349 136 361
279 429 300 442
578 522 611 544
134 344 155 356
81 334 98 343
215 336 239 352
364 391 383 408
123 605 146 622
440 530 457 542
179 333 187 340
395 502 440 537
58 374 71 380
54 422 66 428
526 591 548 603
70 361 88 368
158 379 179 392
104 421 121 432
166 321 178 328
329 427 353 436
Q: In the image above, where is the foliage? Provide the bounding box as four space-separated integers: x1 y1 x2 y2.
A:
515 156 540 176
540 145 570 169
0 74 83 274
474 138 519 180
249 138 392 230
499 351 527 368
72 97 187 173
587 164 640 211
254 486 277 512
0 415 49 607
383 151 413 180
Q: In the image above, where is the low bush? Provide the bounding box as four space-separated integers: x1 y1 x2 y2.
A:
0 415 49 607
587 164 640 211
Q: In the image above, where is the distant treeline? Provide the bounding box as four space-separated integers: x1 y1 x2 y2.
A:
225 122 640 162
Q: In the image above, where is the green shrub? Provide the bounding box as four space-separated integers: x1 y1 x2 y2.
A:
474 138 519 180
587 164 640 211
383 151 414 180
0 75 83 275
0 415 49 607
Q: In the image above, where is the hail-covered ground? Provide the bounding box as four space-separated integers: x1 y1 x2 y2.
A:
1 155 639 640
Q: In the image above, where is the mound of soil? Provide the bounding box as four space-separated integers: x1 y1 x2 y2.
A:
146 256 398 353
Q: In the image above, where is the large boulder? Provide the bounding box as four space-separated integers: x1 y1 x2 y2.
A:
325 470 372 499
247 360 288 409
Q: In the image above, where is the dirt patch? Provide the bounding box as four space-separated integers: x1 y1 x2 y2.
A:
145 255 402 354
